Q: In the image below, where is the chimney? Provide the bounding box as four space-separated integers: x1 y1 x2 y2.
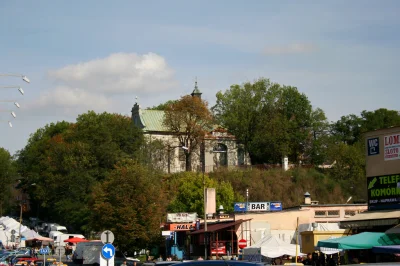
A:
304 192 311 205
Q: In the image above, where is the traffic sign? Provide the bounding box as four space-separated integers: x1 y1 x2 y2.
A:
238 239 247 249
40 248 49 255
101 230 114 244
101 243 115 260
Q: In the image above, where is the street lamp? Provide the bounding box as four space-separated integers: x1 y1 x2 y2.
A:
0 86 25 95
0 74 30 83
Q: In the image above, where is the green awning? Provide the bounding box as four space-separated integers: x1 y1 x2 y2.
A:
317 232 400 250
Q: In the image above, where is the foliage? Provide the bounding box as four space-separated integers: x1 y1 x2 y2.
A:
163 95 214 171
166 171 239 214
0 148 17 215
89 160 167 254
213 78 327 164
15 111 144 232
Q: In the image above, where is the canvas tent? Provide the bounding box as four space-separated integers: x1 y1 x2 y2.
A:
315 237 343 255
317 232 400 250
243 234 305 260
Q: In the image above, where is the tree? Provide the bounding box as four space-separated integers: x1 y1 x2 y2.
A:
89 160 167 254
213 78 323 164
360 108 400 132
16 111 144 231
148 100 178 111
163 95 214 171
166 171 237 214
0 148 16 216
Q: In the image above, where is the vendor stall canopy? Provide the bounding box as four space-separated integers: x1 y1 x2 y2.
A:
317 232 400 250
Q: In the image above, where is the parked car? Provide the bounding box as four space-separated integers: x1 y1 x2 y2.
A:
171 261 265 266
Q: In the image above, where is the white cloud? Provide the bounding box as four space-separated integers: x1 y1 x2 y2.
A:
263 43 318 55
28 86 111 116
48 52 177 93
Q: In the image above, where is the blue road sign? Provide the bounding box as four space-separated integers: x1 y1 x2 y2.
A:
101 243 115 259
40 248 49 255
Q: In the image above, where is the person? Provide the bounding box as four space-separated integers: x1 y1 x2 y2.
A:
158 256 163 261
303 253 313 265
120 260 127 266
166 256 172 261
197 256 204 261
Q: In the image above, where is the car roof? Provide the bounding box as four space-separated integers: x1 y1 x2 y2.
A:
171 261 264 266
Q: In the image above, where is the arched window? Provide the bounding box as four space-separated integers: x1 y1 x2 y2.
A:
237 147 245 165
213 143 228 166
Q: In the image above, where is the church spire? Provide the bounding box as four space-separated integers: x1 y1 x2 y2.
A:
191 77 202 99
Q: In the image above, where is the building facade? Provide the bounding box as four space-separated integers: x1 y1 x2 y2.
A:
131 83 250 173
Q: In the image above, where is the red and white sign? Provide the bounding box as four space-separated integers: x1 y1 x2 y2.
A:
384 133 400 161
211 242 226 254
238 239 247 249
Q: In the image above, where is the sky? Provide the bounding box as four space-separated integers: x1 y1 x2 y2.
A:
1 1 399 155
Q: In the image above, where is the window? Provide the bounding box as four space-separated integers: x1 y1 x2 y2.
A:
179 148 185 161
237 147 245 165
314 210 327 217
327 210 340 217
345 210 357 217
213 143 228 166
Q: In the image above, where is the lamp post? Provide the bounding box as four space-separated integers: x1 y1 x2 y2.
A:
0 86 25 95
200 140 208 259
0 74 30 83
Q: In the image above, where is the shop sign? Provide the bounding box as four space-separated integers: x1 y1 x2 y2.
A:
211 241 226 254
384 133 400 161
233 202 283 212
367 174 400 210
367 137 380 156
169 223 196 231
247 202 270 212
167 212 197 223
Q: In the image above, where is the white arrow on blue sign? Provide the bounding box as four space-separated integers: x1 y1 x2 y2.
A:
101 243 115 260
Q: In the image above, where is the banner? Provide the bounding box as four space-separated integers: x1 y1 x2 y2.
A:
367 174 400 210
384 133 400 161
211 242 226 254
270 201 283 211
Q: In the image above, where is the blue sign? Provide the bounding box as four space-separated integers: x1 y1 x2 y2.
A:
101 243 115 259
367 137 379 156
234 202 247 212
40 248 49 255
270 201 283 211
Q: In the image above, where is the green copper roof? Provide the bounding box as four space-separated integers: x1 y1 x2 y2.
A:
140 109 167 132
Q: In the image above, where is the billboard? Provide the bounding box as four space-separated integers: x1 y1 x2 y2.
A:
234 202 247 212
270 201 283 211
233 202 282 212
211 242 226 254
169 223 196 231
384 134 400 161
167 213 197 223
367 174 400 210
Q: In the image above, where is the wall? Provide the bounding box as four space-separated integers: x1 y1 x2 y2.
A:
365 126 400 177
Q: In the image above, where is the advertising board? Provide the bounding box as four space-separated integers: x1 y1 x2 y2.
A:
234 202 247 212
270 201 283 211
169 223 196 231
384 134 400 161
167 213 197 223
233 202 283 212
211 242 226 254
367 174 400 210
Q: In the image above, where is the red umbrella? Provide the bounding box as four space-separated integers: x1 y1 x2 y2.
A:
64 237 89 243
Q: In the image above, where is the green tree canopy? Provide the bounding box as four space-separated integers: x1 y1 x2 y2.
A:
0 147 17 215
89 160 167 254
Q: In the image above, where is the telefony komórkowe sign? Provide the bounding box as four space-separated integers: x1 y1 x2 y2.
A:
367 174 400 210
